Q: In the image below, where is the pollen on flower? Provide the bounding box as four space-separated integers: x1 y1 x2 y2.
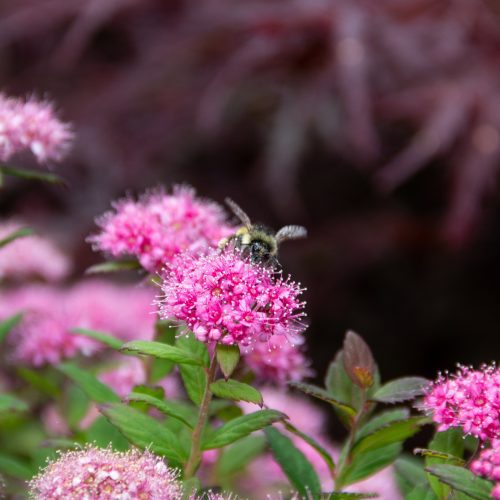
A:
89 185 235 273
470 439 500 499
157 248 307 348
29 446 182 500
421 363 499 441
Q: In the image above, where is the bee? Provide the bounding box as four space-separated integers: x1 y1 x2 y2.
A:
219 198 307 267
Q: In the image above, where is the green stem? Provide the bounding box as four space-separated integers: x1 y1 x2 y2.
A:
184 351 218 479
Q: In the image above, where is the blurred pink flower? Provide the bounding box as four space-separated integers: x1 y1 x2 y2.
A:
422 364 500 441
158 248 306 347
2 281 156 366
29 446 182 499
89 185 235 273
0 221 71 282
471 439 500 498
242 334 312 386
0 93 72 164
41 404 71 437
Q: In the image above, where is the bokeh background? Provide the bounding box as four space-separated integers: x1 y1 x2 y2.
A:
1 0 499 391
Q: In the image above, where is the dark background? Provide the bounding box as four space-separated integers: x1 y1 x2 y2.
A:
1 0 499 388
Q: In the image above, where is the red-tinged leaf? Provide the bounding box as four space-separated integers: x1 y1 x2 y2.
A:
343 331 375 389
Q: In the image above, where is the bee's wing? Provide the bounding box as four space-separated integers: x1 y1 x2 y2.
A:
275 225 307 242
225 198 252 228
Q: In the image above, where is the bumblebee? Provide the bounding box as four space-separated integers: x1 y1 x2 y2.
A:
219 198 307 267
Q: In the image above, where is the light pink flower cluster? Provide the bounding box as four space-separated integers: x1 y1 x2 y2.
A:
471 439 500 499
29 447 182 499
158 248 306 347
89 185 235 272
0 93 72 164
422 364 500 441
0 221 71 282
1 281 155 366
242 335 312 385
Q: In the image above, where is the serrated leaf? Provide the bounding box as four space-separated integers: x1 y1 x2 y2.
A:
0 226 34 249
128 385 165 412
216 343 240 379
85 259 141 274
425 464 493 500
126 391 195 428
0 453 33 479
0 165 67 186
372 377 429 403
0 394 28 412
343 331 376 388
100 403 186 462
290 382 356 419
202 409 285 450
58 362 120 404
356 408 409 442
414 448 465 465
0 312 23 342
210 379 262 405
217 434 267 476
265 427 321 498
394 456 428 495
71 327 123 350
121 340 204 365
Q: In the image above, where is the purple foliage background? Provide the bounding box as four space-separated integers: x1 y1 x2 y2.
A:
1 0 500 395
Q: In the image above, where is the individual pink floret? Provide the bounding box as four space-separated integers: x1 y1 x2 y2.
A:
0 93 72 164
471 439 500 498
0 221 71 282
158 247 306 348
242 334 313 385
422 364 499 441
89 185 235 273
29 447 182 500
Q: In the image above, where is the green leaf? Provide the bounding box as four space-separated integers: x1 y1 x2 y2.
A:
372 377 429 403
0 312 23 342
356 408 409 442
210 379 262 405
127 385 165 412
322 494 377 499
216 343 240 379
425 464 493 500
217 434 267 477
336 443 402 487
176 333 210 367
405 485 439 500
352 417 426 456
65 385 90 428
85 259 142 274
0 164 67 186
0 226 34 249
100 403 186 462
284 421 335 475
414 448 465 465
202 409 286 450
343 331 376 389
149 321 177 382
57 362 120 404
83 415 129 451
0 453 33 479
265 427 321 498
394 456 428 495
17 367 61 397
121 340 204 365
289 382 356 420
71 327 123 350
126 391 195 428
0 393 28 412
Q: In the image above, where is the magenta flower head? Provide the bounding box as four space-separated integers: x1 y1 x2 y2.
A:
29 446 182 499
422 363 499 441
158 248 306 347
0 93 72 164
89 185 235 273
471 439 500 499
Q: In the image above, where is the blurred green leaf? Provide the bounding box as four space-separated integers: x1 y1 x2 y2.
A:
85 259 141 274
217 434 267 477
405 484 439 500
0 227 34 249
265 427 321 498
70 327 123 350
356 408 409 441
216 343 240 379
121 340 203 365
0 393 28 413
0 165 67 186
17 367 61 397
84 415 129 451
372 377 429 403
210 379 262 405
0 453 33 479
394 456 428 495
203 410 286 450
0 312 23 342
322 494 377 499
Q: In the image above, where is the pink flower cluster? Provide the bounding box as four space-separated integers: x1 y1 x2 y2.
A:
422 364 500 441
1 281 155 366
471 439 500 499
0 93 72 164
89 185 235 272
158 248 306 347
242 335 312 385
0 221 71 282
29 447 183 499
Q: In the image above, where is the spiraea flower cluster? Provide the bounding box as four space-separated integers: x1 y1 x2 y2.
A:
89 185 235 273
29 447 183 499
471 439 500 499
158 248 306 347
422 364 500 441
0 93 72 164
